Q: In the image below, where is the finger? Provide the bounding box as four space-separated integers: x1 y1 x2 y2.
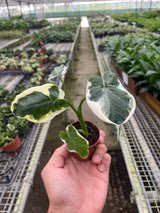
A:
92 143 107 164
98 153 111 172
98 130 106 144
46 144 69 169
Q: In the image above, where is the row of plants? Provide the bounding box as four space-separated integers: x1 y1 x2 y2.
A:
89 16 141 38
104 33 160 100
31 18 80 46
112 11 159 21
0 30 26 40
0 17 51 32
111 11 160 33
0 47 68 72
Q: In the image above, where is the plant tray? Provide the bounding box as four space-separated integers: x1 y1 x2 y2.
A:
139 91 160 118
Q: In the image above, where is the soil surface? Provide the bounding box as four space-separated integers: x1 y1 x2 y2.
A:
24 27 138 213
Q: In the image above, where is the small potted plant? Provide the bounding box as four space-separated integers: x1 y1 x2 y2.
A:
56 54 68 65
22 64 34 74
15 49 22 58
0 64 7 72
0 124 20 155
49 53 57 63
41 47 47 53
7 58 18 71
41 54 48 63
11 65 136 159
8 116 29 137
37 67 47 75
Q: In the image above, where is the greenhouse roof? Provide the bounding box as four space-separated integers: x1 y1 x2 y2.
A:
3 0 129 4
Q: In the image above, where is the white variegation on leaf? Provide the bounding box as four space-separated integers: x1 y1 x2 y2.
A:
60 125 89 159
49 64 67 80
11 84 68 123
86 72 136 126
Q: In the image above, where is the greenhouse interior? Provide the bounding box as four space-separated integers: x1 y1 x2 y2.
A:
0 0 160 212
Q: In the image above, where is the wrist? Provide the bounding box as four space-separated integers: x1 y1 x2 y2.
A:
48 205 102 213
48 204 75 213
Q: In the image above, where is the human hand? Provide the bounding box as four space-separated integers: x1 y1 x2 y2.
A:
41 130 111 213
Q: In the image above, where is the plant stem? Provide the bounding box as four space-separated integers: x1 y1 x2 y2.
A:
78 97 88 137
58 75 88 137
59 75 73 106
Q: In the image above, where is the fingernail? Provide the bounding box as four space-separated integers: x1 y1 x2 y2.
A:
99 163 106 172
99 135 104 140
99 135 104 143
93 154 100 163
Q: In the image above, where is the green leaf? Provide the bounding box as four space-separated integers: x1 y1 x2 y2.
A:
60 125 89 159
13 91 53 119
139 87 149 93
86 72 136 126
135 79 148 86
146 70 158 76
139 60 153 72
49 64 66 80
11 84 68 123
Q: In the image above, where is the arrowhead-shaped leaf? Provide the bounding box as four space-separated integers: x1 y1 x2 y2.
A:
60 125 89 159
86 72 136 126
11 84 68 123
49 64 67 80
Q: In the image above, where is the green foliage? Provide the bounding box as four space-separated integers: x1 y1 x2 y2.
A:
13 86 68 120
105 33 160 99
142 11 159 19
90 17 139 38
0 30 25 40
0 18 31 32
111 12 139 22
0 87 9 104
111 11 160 32
0 105 28 146
31 18 79 46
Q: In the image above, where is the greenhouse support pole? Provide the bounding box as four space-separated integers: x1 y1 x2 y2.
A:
5 0 11 20
135 0 138 12
140 0 143 14
149 0 152 11
28 3 32 18
18 1 24 19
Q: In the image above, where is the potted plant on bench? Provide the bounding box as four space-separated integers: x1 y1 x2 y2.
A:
0 123 20 155
11 65 136 159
